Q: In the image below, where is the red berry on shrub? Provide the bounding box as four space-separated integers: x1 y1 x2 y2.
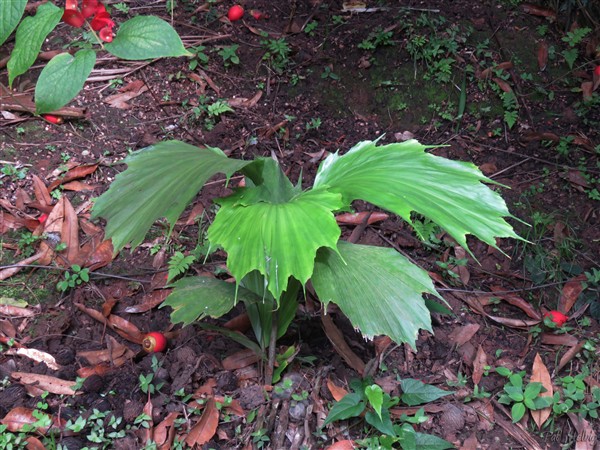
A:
62 9 85 28
81 0 99 18
91 11 114 31
228 5 244 21
544 310 568 327
99 26 113 42
142 332 167 353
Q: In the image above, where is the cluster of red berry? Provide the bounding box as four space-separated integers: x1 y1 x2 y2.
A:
62 0 115 43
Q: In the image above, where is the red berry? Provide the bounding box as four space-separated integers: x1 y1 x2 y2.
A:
142 332 167 353
42 114 63 124
594 65 600 77
38 213 49 224
99 26 113 42
81 0 99 18
228 5 244 21
62 9 85 28
543 310 568 327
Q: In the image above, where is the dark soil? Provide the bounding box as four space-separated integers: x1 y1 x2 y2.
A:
1 1 599 449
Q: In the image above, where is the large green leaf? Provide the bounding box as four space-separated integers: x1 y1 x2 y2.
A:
312 241 438 347
0 0 27 46
399 379 452 406
105 16 192 60
161 276 262 326
313 140 520 253
35 50 96 114
208 178 343 301
92 141 253 251
7 2 63 87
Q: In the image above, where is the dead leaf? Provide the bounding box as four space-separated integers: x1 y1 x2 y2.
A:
74 303 144 344
0 303 36 317
327 378 349 402
581 81 593 102
48 164 98 191
492 78 513 93
11 372 80 396
460 433 479 450
78 335 134 364
448 324 480 346
530 353 552 429
521 3 557 19
223 312 252 333
1 407 55 432
558 275 586 314
25 436 46 450
5 348 60 370
567 413 596 450
123 289 169 314
196 69 220 96
489 286 541 320
471 345 488 385
557 341 585 373
30 175 52 210
104 80 148 109
326 441 357 450
321 311 365 376
222 348 260 370
139 396 154 443
537 41 548 71
61 180 101 192
185 397 219 447
227 90 263 108
179 202 205 226
453 246 470 285
154 411 179 449
540 332 578 347
336 211 389 225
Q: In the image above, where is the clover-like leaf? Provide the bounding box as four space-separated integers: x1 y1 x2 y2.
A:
314 139 521 254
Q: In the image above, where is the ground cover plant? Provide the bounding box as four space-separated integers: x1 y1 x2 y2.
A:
0 1 599 448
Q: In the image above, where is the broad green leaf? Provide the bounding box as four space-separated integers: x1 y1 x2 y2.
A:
504 385 524 402
92 141 253 251
511 402 526 422
323 393 365 425
0 0 27 46
193 322 263 356
312 241 438 347
364 385 384 421
524 382 543 399
35 50 96 114
161 276 263 326
414 432 454 450
208 185 343 301
395 423 417 450
314 140 521 254
7 2 63 87
399 379 452 406
104 16 192 60
365 408 396 436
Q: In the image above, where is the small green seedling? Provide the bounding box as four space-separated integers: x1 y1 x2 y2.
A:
497 368 554 422
56 265 90 292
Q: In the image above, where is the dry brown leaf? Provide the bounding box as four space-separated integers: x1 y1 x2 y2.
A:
486 315 540 329
581 81 593 102
336 211 390 225
537 41 548 71
522 3 557 19
104 80 148 109
5 348 60 370
61 180 101 192
215 395 245 416
196 69 220 96
0 303 36 317
30 175 52 210
78 335 134 365
373 335 392 358
193 378 217 398
180 202 205 226
448 323 480 346
492 78 513 93
558 275 586 314
540 332 578 347
185 397 219 448
222 348 260 370
25 436 46 450
460 433 479 450
123 289 169 314
74 303 144 344
48 164 98 191
472 345 488 385
489 286 541 320
530 353 552 429
11 372 80 396
83 239 114 271
222 312 252 333
557 341 585 372
321 311 365 375
0 407 55 432
227 90 263 108
0 319 17 337
139 396 154 444
326 441 357 450
453 246 470 285
567 413 596 450
154 411 179 449
327 377 349 402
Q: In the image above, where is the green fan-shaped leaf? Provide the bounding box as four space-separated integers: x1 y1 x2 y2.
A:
105 16 192 60
162 276 262 326
312 241 438 348
7 2 63 87
92 141 253 251
208 182 343 301
35 50 96 114
0 0 27 46
313 140 521 253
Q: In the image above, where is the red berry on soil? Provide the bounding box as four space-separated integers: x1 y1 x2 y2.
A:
228 5 244 21
594 65 600 76
42 114 63 124
38 213 49 224
142 332 167 353
544 310 568 327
